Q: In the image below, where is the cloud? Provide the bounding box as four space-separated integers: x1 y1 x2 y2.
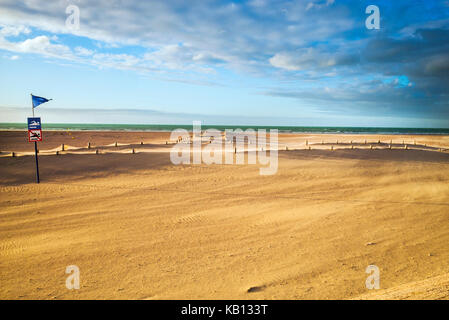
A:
269 49 335 71
0 24 31 36
0 0 448 123
360 28 449 98
75 46 94 56
248 0 268 8
424 54 449 76
0 0 354 73
269 48 359 71
91 53 141 70
143 44 227 72
306 0 335 11
0 35 72 58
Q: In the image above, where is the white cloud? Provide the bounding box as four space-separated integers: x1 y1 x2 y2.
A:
269 48 337 71
143 44 227 73
306 0 335 11
144 44 191 69
269 52 303 71
0 35 72 58
75 46 94 56
0 0 353 75
91 53 141 69
0 32 145 72
0 24 31 36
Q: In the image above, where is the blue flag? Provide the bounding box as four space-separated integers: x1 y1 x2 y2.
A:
32 94 52 108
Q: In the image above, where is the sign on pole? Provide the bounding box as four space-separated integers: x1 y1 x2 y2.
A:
29 94 51 184
28 129 43 142
28 117 42 142
27 116 42 183
27 117 42 130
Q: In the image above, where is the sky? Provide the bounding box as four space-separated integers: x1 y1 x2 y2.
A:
0 0 448 127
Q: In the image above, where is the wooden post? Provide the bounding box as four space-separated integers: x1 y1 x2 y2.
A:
87 142 91 149
96 149 99 154
115 141 118 147
61 144 65 151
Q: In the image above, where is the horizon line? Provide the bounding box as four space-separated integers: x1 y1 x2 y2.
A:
1 122 449 130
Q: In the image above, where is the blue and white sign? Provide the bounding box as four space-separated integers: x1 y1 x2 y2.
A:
28 117 41 130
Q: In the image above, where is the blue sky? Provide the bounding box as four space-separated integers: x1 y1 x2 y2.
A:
0 0 448 127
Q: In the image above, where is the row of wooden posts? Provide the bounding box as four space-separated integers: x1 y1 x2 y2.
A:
305 139 427 146
8 139 445 157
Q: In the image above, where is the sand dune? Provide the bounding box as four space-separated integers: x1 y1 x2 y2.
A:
1 131 449 299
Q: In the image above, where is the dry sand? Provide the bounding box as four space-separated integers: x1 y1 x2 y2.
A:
1 130 449 299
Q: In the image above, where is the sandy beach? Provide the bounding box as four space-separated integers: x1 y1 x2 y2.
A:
1 130 449 299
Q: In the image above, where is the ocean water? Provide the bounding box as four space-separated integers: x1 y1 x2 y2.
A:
1 123 449 135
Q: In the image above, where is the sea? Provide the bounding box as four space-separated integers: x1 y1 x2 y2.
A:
1 123 449 135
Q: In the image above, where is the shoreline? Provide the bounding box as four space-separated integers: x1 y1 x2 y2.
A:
2 122 449 135
1 128 449 136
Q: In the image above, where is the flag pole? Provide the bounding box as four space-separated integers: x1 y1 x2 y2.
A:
31 94 40 183
31 93 35 117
